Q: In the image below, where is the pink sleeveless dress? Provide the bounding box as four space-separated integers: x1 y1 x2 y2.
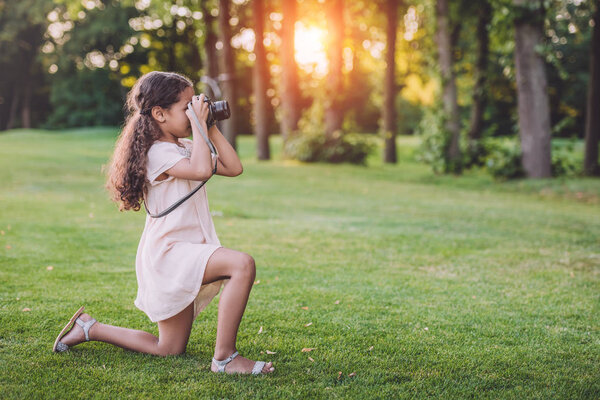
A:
134 138 228 322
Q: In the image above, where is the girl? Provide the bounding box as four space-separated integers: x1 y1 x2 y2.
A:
52 71 274 375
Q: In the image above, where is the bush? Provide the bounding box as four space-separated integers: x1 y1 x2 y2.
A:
45 68 125 129
482 137 524 180
284 101 376 165
551 139 581 177
482 137 582 180
284 129 376 165
415 106 463 174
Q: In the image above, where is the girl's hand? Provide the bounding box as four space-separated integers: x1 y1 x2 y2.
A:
186 94 209 132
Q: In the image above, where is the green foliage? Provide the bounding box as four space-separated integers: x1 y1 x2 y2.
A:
418 118 584 180
551 139 582 177
0 0 54 129
284 129 377 165
416 106 447 174
415 105 464 174
45 1 138 128
483 137 525 180
45 69 125 128
483 137 583 180
284 101 377 165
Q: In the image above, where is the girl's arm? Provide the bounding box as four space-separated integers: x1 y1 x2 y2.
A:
208 124 243 177
164 95 216 181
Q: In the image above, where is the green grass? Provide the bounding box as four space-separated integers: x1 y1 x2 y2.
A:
0 128 599 399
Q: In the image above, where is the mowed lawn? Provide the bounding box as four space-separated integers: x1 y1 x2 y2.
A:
0 128 599 399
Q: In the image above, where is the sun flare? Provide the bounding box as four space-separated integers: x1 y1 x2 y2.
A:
294 23 328 76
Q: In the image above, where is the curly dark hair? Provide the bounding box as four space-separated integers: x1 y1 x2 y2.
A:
106 71 192 211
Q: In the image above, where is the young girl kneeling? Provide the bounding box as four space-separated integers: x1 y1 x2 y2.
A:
53 71 274 375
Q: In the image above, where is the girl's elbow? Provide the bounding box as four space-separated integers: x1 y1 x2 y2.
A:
233 166 243 176
195 167 213 181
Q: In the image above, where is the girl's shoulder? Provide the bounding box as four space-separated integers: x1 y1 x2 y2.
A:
148 140 177 152
147 141 190 165
148 140 189 155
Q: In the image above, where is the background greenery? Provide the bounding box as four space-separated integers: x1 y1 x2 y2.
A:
0 0 596 137
0 130 598 398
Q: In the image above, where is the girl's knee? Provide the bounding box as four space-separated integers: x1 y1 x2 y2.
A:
238 253 256 279
156 342 187 357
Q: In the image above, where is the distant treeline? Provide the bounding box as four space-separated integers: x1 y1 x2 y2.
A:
0 0 598 174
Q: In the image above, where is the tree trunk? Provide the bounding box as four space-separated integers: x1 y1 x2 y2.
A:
468 0 491 144
280 0 300 142
253 0 270 160
186 26 203 84
325 0 345 140
21 80 31 129
167 31 177 72
584 0 600 176
202 1 220 100
6 84 19 130
217 0 238 150
383 0 398 164
513 0 552 178
436 0 461 171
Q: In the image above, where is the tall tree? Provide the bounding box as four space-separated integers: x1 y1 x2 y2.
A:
584 0 600 176
280 0 301 142
253 0 270 160
325 0 345 140
513 0 552 178
383 0 399 164
467 0 491 149
217 0 238 150
435 0 461 172
202 1 220 100
0 0 52 130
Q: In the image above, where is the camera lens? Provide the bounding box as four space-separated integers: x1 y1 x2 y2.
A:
212 100 231 121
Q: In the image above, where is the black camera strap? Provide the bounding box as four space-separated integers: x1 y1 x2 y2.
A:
143 103 218 218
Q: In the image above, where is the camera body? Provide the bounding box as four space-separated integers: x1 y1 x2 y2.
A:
203 96 230 128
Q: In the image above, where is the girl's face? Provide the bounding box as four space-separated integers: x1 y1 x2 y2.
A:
157 86 194 139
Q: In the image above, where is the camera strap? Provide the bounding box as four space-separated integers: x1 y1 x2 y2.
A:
143 103 218 218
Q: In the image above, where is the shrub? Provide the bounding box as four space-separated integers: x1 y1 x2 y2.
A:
283 101 376 165
415 106 464 174
551 139 581 177
482 137 524 180
482 137 582 180
284 129 376 165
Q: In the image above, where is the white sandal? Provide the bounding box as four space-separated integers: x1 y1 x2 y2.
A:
212 351 270 375
52 306 97 352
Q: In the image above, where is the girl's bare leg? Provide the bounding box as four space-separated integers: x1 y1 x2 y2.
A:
59 247 273 373
201 247 274 374
58 302 194 356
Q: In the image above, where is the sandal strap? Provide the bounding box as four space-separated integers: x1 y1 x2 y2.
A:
75 318 97 341
252 361 266 375
212 351 239 372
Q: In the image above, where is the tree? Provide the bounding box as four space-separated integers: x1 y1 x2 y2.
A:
584 0 600 176
383 0 399 164
217 0 238 150
280 0 301 142
201 0 220 100
325 0 345 140
513 0 552 178
252 0 270 160
0 0 53 130
44 1 138 128
435 0 461 173
467 0 491 149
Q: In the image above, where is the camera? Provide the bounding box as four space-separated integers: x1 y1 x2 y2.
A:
203 96 230 128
